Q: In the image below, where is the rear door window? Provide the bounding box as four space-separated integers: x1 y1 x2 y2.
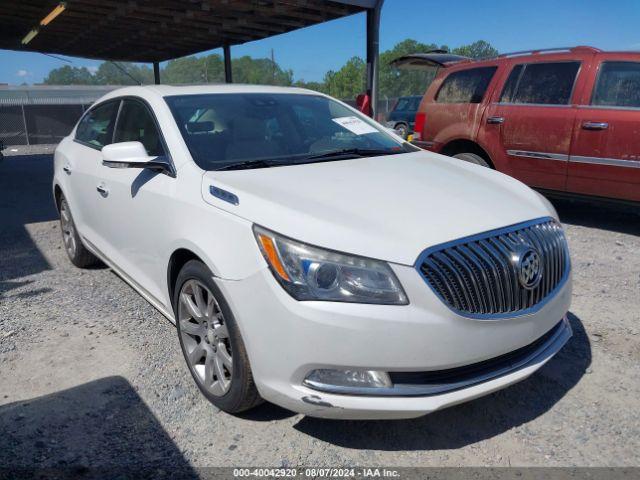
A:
435 67 497 104
499 64 524 103
591 61 640 108
75 101 119 149
500 62 580 105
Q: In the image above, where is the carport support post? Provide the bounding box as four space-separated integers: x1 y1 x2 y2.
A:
224 45 233 83
366 0 383 119
153 62 161 85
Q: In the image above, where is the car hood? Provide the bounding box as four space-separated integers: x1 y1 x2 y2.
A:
201 151 555 266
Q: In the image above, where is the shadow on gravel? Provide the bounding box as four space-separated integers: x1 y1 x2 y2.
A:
235 401 297 422
0 376 197 478
0 155 56 283
294 313 590 451
549 196 640 236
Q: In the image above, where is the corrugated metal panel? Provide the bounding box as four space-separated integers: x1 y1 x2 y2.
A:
0 86 116 106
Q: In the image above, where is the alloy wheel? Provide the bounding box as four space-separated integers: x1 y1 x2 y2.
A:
178 279 233 396
60 200 77 258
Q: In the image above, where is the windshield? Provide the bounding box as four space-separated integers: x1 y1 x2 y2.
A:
165 93 414 171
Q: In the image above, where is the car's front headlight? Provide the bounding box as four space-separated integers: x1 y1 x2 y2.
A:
253 225 408 305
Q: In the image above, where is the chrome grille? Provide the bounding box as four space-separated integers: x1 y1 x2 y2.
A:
418 218 569 317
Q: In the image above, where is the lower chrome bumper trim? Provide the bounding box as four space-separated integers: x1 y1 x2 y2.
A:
304 316 571 397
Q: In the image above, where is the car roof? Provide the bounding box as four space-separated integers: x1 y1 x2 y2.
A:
430 46 617 76
97 83 325 103
445 46 622 70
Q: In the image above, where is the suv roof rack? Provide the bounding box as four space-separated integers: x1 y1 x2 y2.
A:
498 46 601 58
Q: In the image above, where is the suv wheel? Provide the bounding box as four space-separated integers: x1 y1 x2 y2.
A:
174 260 262 413
59 196 100 268
394 123 409 139
452 152 491 168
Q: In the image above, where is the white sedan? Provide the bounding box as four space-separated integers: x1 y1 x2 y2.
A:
52 85 572 419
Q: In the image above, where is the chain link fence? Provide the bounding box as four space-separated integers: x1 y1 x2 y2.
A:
0 86 116 148
0 104 89 146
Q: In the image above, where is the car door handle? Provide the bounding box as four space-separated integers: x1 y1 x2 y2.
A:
96 185 109 197
487 116 504 125
582 121 608 130
63 165 72 174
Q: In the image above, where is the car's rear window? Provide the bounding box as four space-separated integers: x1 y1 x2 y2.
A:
165 93 407 171
393 97 421 112
500 61 580 105
591 61 640 108
435 67 497 104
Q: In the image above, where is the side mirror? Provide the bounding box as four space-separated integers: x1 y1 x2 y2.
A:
102 141 175 177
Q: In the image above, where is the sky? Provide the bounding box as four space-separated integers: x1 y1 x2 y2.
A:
1 0 640 85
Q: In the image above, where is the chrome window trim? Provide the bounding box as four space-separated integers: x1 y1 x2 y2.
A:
570 155 640 169
507 150 569 161
494 102 574 108
414 217 571 320
578 104 640 112
304 317 572 397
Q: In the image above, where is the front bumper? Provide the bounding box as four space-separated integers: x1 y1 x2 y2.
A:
216 263 572 419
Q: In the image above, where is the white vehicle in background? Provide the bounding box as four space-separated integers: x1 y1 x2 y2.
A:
52 84 572 419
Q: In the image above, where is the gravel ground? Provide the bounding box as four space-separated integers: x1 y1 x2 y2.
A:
0 152 639 470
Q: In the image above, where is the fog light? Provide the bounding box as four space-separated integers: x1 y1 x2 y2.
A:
303 369 392 392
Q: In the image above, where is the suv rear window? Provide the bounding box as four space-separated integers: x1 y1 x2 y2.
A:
394 97 421 112
435 67 497 104
592 61 640 108
500 62 580 105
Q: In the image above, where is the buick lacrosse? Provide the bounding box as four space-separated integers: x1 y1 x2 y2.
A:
53 85 572 419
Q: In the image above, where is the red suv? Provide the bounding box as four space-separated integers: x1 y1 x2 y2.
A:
397 47 640 203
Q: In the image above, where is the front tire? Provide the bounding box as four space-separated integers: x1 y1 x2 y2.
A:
59 196 100 268
394 123 409 139
452 152 491 168
174 260 262 413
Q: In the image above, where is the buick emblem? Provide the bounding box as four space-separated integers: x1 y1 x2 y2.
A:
515 247 543 290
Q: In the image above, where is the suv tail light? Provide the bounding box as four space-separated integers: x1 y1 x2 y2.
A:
413 112 426 141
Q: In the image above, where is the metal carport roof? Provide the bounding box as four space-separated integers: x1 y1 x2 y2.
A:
0 1 384 116
0 1 376 63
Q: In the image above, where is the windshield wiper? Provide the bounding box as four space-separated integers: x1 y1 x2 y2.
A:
216 147 407 171
215 159 285 171
302 148 401 162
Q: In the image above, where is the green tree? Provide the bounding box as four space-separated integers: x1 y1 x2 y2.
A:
43 65 95 85
451 40 498 59
323 56 366 99
39 39 498 95
231 56 293 85
162 54 224 84
93 62 154 85
293 80 326 93
379 39 448 98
